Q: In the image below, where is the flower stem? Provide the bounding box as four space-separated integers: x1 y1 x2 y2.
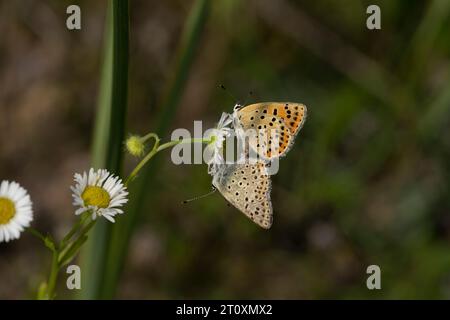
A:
141 132 159 144
26 227 47 244
58 218 96 266
125 136 212 185
60 213 89 250
31 214 96 300
45 249 59 300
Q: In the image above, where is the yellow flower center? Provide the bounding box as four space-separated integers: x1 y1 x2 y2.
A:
0 197 16 225
81 186 111 208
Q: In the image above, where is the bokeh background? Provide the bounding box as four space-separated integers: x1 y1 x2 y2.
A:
1 0 450 299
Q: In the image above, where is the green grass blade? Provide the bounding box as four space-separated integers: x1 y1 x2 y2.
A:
99 0 210 299
77 0 129 299
402 0 450 89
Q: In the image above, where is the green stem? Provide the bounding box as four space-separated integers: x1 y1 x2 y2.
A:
26 227 47 244
141 132 159 144
60 213 89 250
125 137 212 185
59 219 96 266
36 216 95 299
157 137 209 151
45 249 59 300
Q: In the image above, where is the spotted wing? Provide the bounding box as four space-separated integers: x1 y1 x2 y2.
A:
235 102 307 160
213 162 273 229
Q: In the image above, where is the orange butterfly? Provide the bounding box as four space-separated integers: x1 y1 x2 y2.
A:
232 102 307 160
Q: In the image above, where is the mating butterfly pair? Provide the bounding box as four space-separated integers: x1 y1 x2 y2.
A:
210 102 307 229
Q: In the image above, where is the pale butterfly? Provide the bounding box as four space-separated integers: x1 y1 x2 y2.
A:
207 102 307 229
212 161 273 229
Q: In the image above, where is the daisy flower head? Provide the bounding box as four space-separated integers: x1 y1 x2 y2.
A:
206 112 233 176
71 168 128 223
0 180 33 243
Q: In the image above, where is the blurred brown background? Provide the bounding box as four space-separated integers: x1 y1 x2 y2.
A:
1 0 450 299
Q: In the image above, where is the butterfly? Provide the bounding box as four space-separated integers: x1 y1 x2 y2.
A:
210 102 307 229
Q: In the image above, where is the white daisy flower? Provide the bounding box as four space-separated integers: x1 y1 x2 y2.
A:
0 180 33 243
71 168 128 223
206 112 233 176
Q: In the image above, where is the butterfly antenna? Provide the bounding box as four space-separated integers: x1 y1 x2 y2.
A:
219 84 240 105
182 187 217 204
242 90 254 106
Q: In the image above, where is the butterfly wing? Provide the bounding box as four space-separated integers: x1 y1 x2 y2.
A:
235 102 307 160
213 162 273 229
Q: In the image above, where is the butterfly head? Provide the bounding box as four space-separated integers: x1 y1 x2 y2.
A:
233 103 244 112
231 103 245 132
